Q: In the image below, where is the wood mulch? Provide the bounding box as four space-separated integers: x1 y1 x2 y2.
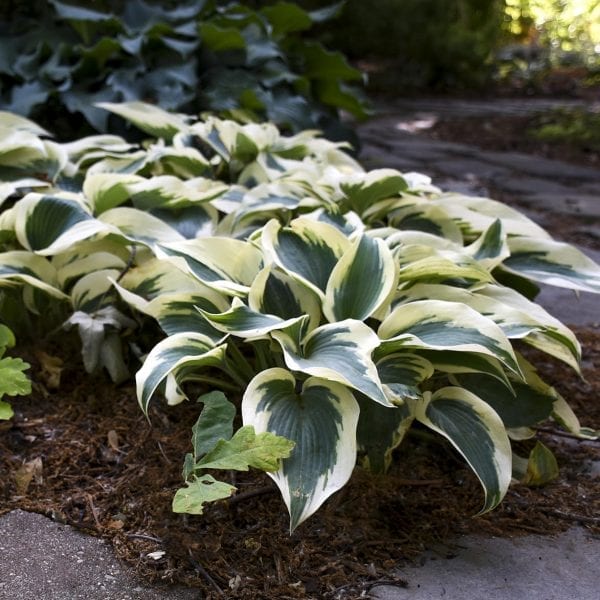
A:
1 326 599 598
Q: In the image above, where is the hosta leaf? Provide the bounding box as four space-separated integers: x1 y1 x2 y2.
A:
504 237 600 293
248 266 321 331
432 194 552 239
261 218 349 298
97 101 188 140
273 319 390 406
376 352 433 405
416 387 512 513
453 373 555 428
71 269 121 311
323 234 397 322
198 426 295 471
417 350 513 390
200 297 307 339
356 394 413 474
396 283 580 372
261 2 313 36
379 300 521 376
242 368 359 531
136 332 227 414
0 251 67 300
83 173 144 214
0 111 50 136
172 474 236 515
340 169 407 215
465 218 510 270
191 391 236 459
15 194 116 256
156 237 263 295
99 207 185 245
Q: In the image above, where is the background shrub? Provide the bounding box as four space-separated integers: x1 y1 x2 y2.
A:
0 0 368 140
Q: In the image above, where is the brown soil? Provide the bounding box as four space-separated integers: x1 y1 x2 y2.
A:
1 329 599 599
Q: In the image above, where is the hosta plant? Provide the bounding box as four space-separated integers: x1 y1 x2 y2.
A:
0 102 599 531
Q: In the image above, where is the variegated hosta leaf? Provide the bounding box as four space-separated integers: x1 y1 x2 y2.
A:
242 368 359 531
356 393 413 474
376 352 434 405
431 194 552 240
261 217 350 298
156 237 263 295
145 143 210 178
415 387 512 513
379 300 521 377
71 269 121 311
126 175 227 211
97 101 189 140
452 373 555 428
136 332 227 413
0 178 50 207
200 297 307 339
395 283 580 372
417 350 513 390
323 234 397 322
248 266 321 331
82 173 144 214
99 207 185 246
340 169 407 216
381 198 463 244
394 247 494 286
465 218 510 270
0 111 50 136
504 236 600 293
13 193 118 255
273 319 390 406
0 251 67 300
476 285 581 372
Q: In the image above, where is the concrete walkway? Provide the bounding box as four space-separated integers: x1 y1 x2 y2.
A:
357 98 600 328
1 98 599 599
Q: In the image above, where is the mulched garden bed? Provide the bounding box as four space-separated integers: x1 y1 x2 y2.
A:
1 326 599 599
2 104 599 597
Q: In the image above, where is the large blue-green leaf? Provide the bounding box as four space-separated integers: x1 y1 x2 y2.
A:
273 319 390 406
136 332 227 413
157 237 263 295
323 234 397 322
242 368 359 531
504 237 600 293
200 297 307 339
261 217 349 298
379 300 521 376
248 265 321 331
356 393 413 474
416 387 512 513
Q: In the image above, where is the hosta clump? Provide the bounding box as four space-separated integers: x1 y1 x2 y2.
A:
1 103 599 531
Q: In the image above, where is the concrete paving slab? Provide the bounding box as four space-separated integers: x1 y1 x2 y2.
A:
370 528 600 600
0 510 198 600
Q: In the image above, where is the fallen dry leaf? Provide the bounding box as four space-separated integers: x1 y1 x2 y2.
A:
14 457 43 495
